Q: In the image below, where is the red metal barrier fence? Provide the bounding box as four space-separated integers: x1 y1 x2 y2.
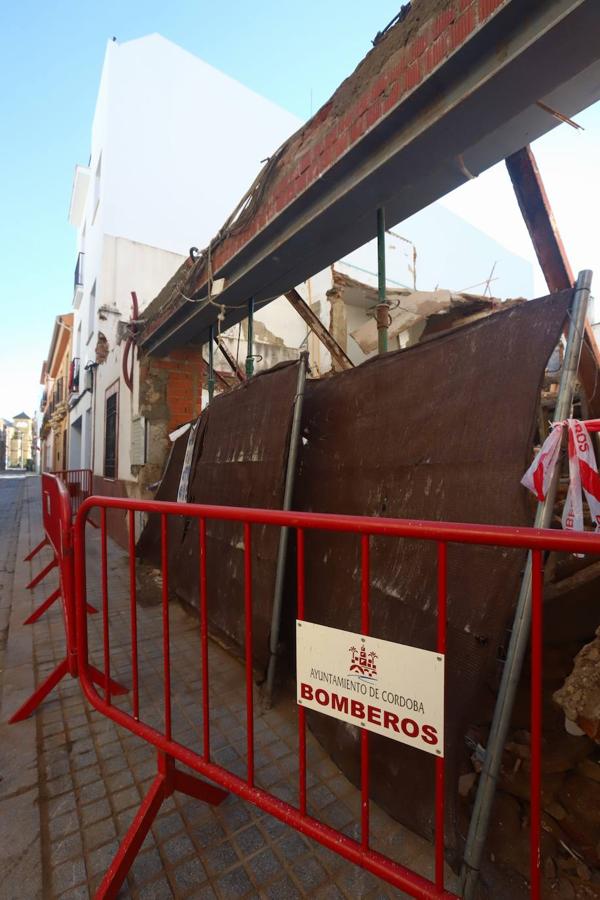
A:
23 468 94 564
9 474 125 723
73 496 600 900
22 471 98 626
54 467 93 519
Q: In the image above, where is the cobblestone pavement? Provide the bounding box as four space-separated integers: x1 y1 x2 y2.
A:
1 478 455 899
0 472 28 686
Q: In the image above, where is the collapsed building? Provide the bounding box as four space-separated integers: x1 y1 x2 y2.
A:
136 289 600 896
106 1 600 897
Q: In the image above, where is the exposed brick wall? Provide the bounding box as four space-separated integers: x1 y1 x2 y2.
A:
143 0 510 342
139 348 205 434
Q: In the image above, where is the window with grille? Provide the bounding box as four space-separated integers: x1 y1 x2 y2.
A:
104 390 118 478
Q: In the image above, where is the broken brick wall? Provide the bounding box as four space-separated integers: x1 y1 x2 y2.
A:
137 348 205 495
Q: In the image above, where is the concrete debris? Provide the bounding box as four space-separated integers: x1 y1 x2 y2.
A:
348 285 499 353
555 626 600 743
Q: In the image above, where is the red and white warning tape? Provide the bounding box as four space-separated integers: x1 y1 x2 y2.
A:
521 419 600 531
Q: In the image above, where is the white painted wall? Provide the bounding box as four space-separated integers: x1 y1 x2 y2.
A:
68 33 302 483
101 34 301 256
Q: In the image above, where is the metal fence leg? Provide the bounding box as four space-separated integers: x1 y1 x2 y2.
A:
25 555 57 591
96 751 227 899
8 658 70 723
87 665 128 697
23 590 96 626
23 536 49 562
23 587 61 624
8 659 127 724
461 270 593 898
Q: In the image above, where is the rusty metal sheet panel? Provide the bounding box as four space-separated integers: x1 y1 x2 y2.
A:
169 361 301 672
292 291 573 858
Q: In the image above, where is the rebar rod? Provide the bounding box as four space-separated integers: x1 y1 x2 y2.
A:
376 207 388 354
245 297 255 378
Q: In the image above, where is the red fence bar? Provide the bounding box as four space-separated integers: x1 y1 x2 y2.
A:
435 541 448 891
199 517 210 761
128 510 140 721
101 508 112 706
161 514 172 741
360 533 370 849
75 496 600 552
297 527 307 816
244 522 254 788
74 495 600 899
530 550 544 900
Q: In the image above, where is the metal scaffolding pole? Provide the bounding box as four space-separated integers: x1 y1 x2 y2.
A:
208 325 216 402
376 207 388 354
461 269 593 899
245 297 255 378
264 353 308 705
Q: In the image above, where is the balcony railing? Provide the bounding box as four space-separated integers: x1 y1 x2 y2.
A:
74 252 84 290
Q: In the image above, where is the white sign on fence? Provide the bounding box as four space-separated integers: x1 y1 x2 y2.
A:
296 620 444 757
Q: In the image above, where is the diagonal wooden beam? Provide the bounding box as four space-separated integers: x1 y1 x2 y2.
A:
285 288 353 371
506 145 600 416
506 145 573 290
215 335 246 382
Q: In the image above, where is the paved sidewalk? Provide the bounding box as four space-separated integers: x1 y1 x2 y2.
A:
1 478 452 899
0 474 45 899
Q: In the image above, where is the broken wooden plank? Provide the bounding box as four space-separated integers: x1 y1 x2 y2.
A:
284 288 353 371
506 145 600 417
215 335 246 382
545 559 600 601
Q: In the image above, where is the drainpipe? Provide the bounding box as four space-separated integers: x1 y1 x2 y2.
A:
207 325 216 403
376 207 389 354
245 297 255 378
264 353 308 705
461 269 593 899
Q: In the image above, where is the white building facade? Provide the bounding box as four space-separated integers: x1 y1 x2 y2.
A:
67 34 301 521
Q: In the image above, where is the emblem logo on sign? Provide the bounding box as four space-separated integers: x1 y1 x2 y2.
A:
349 643 378 680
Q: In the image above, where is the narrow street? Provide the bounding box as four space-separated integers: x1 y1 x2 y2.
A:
0 472 28 668
0 472 29 694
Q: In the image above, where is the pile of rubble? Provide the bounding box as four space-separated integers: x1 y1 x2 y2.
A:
466 633 600 897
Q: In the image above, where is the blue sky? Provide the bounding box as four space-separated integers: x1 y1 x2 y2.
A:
1 1 599 420
0 0 402 420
